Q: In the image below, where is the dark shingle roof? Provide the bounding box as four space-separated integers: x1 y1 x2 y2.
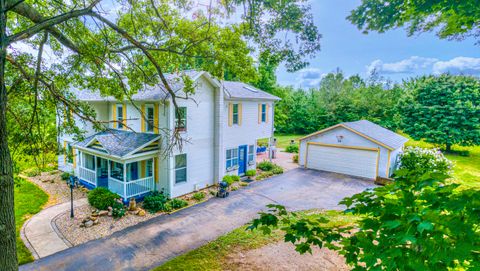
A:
222 81 280 101
342 120 408 150
75 130 160 157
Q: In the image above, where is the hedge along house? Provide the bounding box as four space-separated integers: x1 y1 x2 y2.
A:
298 120 408 179
58 71 280 202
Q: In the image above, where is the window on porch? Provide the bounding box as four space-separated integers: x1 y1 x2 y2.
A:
110 161 124 180
83 153 95 170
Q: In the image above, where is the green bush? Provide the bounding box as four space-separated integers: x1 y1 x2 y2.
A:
222 174 240 186
272 165 284 174
257 160 274 171
285 144 299 153
112 201 126 218
168 198 188 209
87 187 121 210
143 191 168 213
24 168 41 177
245 169 256 177
192 192 206 201
293 154 299 163
239 182 249 187
61 172 71 181
399 147 453 176
256 171 273 180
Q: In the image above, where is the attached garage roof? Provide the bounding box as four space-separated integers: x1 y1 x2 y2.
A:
299 120 408 150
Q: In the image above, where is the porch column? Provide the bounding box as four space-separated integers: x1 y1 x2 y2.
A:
123 163 127 200
107 160 111 183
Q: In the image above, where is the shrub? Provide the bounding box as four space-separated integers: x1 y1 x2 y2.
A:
231 186 239 191
222 175 240 186
272 165 284 174
245 169 256 177
61 172 71 181
143 191 168 213
399 147 453 176
239 182 249 187
285 144 299 153
293 154 299 163
24 168 41 177
87 187 121 210
256 171 273 180
192 192 206 201
257 160 274 171
168 198 188 209
112 201 126 218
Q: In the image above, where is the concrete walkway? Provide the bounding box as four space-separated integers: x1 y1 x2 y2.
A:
21 198 88 259
21 169 374 271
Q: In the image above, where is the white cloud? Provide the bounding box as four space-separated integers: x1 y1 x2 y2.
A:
366 56 438 75
297 68 327 88
432 57 480 75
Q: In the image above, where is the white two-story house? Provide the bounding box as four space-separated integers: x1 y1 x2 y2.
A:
58 71 280 201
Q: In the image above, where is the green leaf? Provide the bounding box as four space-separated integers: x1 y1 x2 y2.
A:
417 221 434 233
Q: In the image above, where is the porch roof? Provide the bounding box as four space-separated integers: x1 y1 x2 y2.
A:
74 130 160 158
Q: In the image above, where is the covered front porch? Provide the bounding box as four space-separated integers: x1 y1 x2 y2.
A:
73 129 161 201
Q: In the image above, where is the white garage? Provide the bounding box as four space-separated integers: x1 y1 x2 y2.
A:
299 120 408 179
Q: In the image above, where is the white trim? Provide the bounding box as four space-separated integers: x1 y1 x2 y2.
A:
124 136 161 157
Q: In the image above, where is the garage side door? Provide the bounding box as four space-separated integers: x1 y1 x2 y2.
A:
306 144 378 179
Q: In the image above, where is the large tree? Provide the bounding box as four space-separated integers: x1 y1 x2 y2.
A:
348 0 480 42
0 0 321 269
399 75 480 152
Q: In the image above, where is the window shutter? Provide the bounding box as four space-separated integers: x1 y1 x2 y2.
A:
112 104 117 129
228 103 233 127
63 141 67 164
266 104 270 123
122 103 127 130
238 103 243 125
154 104 159 134
258 104 261 124
141 104 146 132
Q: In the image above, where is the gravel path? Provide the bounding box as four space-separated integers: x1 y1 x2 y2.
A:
25 171 87 207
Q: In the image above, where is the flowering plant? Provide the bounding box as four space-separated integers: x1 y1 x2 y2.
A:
399 147 453 176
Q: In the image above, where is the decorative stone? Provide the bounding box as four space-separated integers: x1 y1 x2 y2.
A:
79 223 85 228
90 216 98 221
93 220 100 225
108 211 113 216
128 198 137 211
107 206 113 211
84 220 94 228
137 209 146 216
98 210 108 216
82 218 89 223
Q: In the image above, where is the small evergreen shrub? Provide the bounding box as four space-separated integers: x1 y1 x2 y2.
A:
257 160 274 171
245 169 256 177
285 144 299 153
399 147 453 176
293 154 299 163
61 172 71 181
168 198 188 209
222 175 240 186
272 165 284 174
192 192 206 201
87 187 121 210
143 191 168 213
112 201 126 218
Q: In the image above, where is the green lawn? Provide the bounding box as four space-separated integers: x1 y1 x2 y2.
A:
15 177 49 265
154 210 356 271
258 134 304 149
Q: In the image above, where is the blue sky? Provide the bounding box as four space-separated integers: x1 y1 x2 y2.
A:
277 0 480 88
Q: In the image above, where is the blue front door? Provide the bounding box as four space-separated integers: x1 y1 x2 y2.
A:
238 145 247 175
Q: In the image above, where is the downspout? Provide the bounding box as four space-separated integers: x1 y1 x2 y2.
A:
269 102 276 162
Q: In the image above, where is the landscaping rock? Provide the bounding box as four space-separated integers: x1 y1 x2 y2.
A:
98 210 108 216
93 220 100 225
128 198 137 211
108 211 112 216
90 216 98 221
137 209 146 216
84 220 94 228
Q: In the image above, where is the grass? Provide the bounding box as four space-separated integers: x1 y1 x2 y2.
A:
154 210 356 271
15 177 49 265
258 134 304 149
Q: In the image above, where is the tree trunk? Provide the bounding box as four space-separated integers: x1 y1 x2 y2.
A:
446 143 452 153
0 1 18 269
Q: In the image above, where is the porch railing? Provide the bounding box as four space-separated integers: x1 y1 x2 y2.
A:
79 167 97 186
108 177 124 196
126 176 155 198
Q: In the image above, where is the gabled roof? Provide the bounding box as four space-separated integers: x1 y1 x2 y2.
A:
299 120 408 150
74 130 160 158
222 81 281 101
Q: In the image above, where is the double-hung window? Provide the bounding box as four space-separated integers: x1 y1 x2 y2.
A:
175 154 187 184
261 104 267 122
248 145 254 163
116 104 124 129
226 148 238 169
146 104 154 132
66 143 73 164
175 107 187 131
146 159 153 177
232 104 239 125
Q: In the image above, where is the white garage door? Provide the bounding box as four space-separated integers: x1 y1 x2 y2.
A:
306 144 378 179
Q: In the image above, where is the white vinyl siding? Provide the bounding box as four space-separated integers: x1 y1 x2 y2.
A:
306 144 378 179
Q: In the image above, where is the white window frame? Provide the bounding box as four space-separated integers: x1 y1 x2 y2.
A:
248 145 255 164
232 104 239 125
145 104 155 132
146 159 153 177
226 148 239 170
261 104 267 123
175 154 187 184
116 104 124 129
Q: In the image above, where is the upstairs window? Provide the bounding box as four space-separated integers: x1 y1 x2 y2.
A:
232 104 239 125
146 104 154 132
261 104 267 122
175 107 187 131
116 104 124 129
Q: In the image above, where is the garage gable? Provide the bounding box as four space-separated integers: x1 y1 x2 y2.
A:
301 126 387 150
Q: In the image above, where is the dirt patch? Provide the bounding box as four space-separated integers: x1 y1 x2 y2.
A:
225 241 349 271
25 171 87 207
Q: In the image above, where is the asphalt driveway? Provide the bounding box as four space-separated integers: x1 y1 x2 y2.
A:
21 168 375 271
